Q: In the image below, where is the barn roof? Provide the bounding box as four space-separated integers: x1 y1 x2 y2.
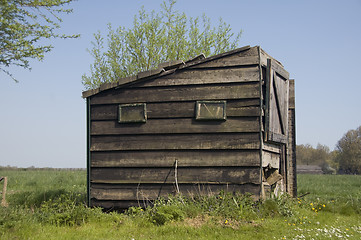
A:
82 45 284 98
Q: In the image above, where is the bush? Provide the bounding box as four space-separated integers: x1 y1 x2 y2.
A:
148 204 185 225
38 193 97 226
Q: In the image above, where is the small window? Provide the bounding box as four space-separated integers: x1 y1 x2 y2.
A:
118 103 147 123
195 101 226 120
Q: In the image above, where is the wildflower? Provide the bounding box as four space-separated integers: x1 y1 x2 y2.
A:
310 203 313 206
312 208 315 211
323 204 326 207
225 220 228 224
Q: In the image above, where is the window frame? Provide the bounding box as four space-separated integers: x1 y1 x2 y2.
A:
118 103 147 123
195 100 227 121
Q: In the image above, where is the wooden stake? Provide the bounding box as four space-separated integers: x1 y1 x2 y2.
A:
1 177 8 207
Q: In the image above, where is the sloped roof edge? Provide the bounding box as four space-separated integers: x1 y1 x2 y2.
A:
82 45 252 98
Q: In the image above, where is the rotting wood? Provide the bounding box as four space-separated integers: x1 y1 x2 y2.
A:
90 83 260 105
262 150 280 168
264 169 283 186
90 133 261 151
90 118 260 135
90 150 261 167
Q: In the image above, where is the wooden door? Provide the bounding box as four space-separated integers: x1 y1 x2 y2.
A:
265 59 289 144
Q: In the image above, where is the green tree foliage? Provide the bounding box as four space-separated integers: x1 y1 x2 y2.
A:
297 144 330 166
82 0 242 90
335 126 361 174
0 0 79 81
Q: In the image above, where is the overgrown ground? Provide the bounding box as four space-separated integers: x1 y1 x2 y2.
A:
0 168 360 239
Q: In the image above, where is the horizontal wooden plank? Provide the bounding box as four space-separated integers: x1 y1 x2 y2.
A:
91 167 260 185
91 150 260 167
262 150 280 168
262 143 281 153
188 56 259 69
90 183 261 202
90 83 260 105
90 99 260 120
180 45 254 69
91 118 260 135
90 133 261 151
132 67 260 88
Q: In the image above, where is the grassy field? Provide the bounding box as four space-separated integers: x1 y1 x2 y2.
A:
0 168 360 239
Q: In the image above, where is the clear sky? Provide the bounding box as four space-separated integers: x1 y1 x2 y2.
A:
1 0 360 168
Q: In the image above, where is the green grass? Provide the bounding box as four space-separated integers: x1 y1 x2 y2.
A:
0 168 360 239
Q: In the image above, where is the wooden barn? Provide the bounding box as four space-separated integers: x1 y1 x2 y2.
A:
82 45 296 209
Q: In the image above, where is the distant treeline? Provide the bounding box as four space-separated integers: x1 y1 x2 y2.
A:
297 125 361 175
0 166 85 171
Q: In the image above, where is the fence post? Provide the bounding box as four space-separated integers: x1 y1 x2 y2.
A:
1 177 8 207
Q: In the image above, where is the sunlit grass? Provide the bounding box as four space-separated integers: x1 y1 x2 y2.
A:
0 169 360 239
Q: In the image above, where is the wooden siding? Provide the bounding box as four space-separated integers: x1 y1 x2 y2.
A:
85 46 295 208
91 99 260 120
90 83 260 105
91 150 260 167
90 183 260 209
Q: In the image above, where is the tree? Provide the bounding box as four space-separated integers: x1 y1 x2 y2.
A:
296 143 331 166
336 126 361 174
0 0 79 82
82 0 242 90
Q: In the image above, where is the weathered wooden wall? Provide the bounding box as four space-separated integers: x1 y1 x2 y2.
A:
88 47 264 208
85 46 296 208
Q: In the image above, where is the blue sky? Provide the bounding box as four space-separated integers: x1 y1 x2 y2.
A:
1 0 360 168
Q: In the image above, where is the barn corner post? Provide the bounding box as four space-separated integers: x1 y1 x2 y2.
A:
257 46 266 200
86 97 91 207
287 79 297 197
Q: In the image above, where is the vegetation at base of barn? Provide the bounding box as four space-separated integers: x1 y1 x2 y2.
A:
0 168 360 239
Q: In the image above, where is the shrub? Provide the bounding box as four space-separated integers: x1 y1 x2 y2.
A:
37 193 96 226
148 204 185 225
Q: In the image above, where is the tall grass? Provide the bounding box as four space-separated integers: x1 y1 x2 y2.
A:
298 174 361 216
0 168 360 239
0 168 86 207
